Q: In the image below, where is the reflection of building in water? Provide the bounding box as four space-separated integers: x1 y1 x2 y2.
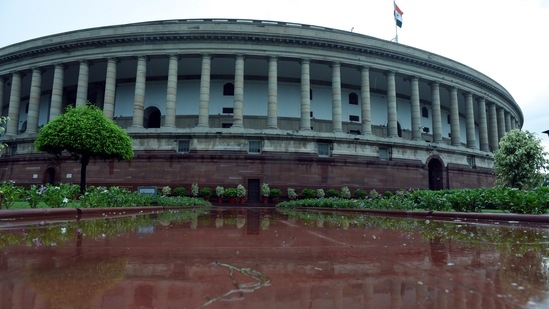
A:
1 212 538 308
0 19 523 193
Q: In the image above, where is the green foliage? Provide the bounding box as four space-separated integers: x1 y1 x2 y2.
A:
42 183 80 208
300 188 316 199
173 187 187 197
0 181 25 209
494 129 548 189
224 188 237 198
200 187 213 198
35 104 133 161
270 188 281 199
353 189 367 199
35 104 133 194
325 188 340 198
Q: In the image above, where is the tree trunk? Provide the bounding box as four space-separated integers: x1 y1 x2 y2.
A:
80 154 90 195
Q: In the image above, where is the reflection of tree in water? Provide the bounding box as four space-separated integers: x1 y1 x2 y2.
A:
497 231 549 304
26 256 127 309
429 236 448 267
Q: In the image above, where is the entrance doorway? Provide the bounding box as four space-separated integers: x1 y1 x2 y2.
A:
247 179 260 203
144 106 161 128
428 158 444 190
44 167 56 185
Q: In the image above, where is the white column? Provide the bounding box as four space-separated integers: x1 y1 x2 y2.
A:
197 54 211 128
103 58 117 120
164 54 178 128
300 59 311 131
386 71 398 138
76 60 89 106
332 62 342 133
267 56 278 129
410 76 421 140
465 92 476 149
504 112 512 133
6 72 21 136
131 56 147 128
497 106 505 141
488 102 499 151
431 82 442 143
0 76 4 117
233 54 245 128
449 87 460 146
26 68 42 134
361 66 372 135
478 97 489 151
49 64 64 121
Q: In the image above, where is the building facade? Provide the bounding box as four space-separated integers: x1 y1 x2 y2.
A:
0 19 523 199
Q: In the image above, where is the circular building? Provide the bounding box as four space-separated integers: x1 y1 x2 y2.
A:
0 19 522 199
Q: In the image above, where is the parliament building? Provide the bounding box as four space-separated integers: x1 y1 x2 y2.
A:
0 19 523 200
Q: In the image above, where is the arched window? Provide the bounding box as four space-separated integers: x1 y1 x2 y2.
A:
349 92 359 105
422 107 429 118
144 106 161 129
223 83 234 96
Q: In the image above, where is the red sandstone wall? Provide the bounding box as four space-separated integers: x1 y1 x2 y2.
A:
0 151 495 195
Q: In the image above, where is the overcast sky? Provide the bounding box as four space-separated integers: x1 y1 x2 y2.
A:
1 0 548 153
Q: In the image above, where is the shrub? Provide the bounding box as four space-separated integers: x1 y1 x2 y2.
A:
191 183 199 197
261 183 270 197
0 180 25 209
161 186 172 196
341 186 351 199
300 188 316 199
200 187 213 198
326 188 340 198
353 189 367 199
270 188 281 199
224 188 237 198
173 187 187 197
215 186 224 197
287 188 297 200
316 189 325 198
236 184 246 198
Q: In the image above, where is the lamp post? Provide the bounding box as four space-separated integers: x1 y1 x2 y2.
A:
543 130 549 137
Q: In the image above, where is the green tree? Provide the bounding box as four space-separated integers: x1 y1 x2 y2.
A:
35 104 134 194
493 129 548 189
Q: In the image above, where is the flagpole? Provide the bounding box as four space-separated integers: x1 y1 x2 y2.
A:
393 1 398 43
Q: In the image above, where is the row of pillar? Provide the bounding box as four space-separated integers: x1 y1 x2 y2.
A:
1 54 518 151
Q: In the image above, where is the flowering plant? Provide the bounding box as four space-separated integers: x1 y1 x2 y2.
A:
215 186 224 197
191 183 199 197
26 184 46 208
287 188 297 200
161 186 172 196
316 188 325 198
236 184 246 198
341 186 351 199
261 183 270 197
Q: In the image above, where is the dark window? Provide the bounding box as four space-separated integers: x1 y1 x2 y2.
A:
248 140 262 154
349 92 359 105
222 123 232 128
310 89 313 100
379 147 389 160
349 129 361 135
447 114 451 124
222 107 234 114
349 115 359 122
422 107 429 118
177 140 190 153
223 83 234 96
318 143 331 157
310 111 314 118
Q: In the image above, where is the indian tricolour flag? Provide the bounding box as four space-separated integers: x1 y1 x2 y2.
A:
394 2 403 28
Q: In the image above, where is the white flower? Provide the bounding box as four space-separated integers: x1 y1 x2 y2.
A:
63 197 69 203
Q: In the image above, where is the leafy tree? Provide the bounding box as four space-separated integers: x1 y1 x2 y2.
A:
493 129 548 189
35 104 134 194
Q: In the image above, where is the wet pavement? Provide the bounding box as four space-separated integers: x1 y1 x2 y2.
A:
1 207 549 308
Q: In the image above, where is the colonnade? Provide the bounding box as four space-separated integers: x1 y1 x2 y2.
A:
0 54 520 152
